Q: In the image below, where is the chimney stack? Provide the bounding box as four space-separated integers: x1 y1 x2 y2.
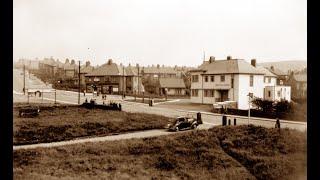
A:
270 66 274 71
136 63 139 67
227 56 232 60
86 61 90 67
209 56 215 63
157 64 160 68
107 59 113 65
65 58 70 64
71 59 75 65
251 59 256 67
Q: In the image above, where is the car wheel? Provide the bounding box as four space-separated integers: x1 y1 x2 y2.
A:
192 124 197 129
175 127 179 131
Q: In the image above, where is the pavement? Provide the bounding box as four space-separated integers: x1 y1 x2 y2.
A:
13 68 307 150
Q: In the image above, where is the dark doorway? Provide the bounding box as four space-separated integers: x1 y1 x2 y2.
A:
220 90 229 102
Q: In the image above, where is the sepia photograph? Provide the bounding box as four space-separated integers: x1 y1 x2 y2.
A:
13 0 307 179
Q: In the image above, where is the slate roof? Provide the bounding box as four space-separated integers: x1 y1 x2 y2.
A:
266 67 288 76
159 78 186 88
255 66 277 77
85 62 126 76
80 65 94 74
125 66 142 76
142 66 177 74
191 59 265 75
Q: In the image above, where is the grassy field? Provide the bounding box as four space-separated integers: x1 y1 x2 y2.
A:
13 125 306 180
13 103 173 145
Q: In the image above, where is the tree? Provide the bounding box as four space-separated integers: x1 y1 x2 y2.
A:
252 98 274 112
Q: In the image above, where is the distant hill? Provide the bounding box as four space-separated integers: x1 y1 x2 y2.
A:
259 60 307 73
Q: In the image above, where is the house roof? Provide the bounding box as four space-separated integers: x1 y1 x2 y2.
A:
125 66 142 76
255 66 277 77
85 61 126 76
80 65 94 74
142 66 177 74
159 78 186 88
55 60 65 68
64 62 78 70
41 58 56 67
193 59 265 75
266 67 288 76
293 74 307 82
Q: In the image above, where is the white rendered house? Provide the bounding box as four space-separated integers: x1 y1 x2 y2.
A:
189 56 291 110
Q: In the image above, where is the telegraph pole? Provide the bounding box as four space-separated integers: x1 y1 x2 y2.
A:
23 64 26 95
78 61 81 104
122 65 125 99
137 64 140 95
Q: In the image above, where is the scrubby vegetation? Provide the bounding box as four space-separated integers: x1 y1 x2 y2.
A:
14 125 306 180
13 103 172 145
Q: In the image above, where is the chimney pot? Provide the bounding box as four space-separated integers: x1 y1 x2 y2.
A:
209 56 215 63
270 66 274 71
251 59 256 67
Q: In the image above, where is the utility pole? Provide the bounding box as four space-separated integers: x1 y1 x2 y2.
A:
137 64 140 95
23 64 26 95
123 65 125 99
78 61 81 104
54 89 57 104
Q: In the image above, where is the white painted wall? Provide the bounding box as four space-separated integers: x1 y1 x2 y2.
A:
237 74 264 110
263 76 277 87
264 86 291 102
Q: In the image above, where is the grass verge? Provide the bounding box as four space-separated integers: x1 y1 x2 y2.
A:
13 103 173 145
13 125 306 180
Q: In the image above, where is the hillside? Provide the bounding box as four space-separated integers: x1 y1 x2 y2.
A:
259 60 307 73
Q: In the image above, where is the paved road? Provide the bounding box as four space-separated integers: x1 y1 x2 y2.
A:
13 68 307 131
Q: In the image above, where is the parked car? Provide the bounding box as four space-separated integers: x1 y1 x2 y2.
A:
167 115 202 131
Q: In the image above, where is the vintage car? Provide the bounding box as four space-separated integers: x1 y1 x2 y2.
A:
167 115 202 131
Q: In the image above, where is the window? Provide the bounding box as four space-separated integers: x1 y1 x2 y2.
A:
231 78 234 88
264 77 266 83
210 76 214 82
176 89 181 95
204 89 214 97
220 75 225 82
192 75 199 82
250 75 254 87
191 89 198 97
205 76 208 82
268 91 271 97
277 91 281 97
268 77 271 83
204 90 214 97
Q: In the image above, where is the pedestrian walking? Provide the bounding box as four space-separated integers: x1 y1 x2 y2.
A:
275 118 281 131
83 90 86 96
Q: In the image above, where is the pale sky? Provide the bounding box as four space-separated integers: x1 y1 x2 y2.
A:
13 0 307 66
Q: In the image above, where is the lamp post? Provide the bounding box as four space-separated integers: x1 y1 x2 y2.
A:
247 93 253 125
78 61 81 104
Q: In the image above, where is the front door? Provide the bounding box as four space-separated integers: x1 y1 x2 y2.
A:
220 90 229 102
108 86 113 94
